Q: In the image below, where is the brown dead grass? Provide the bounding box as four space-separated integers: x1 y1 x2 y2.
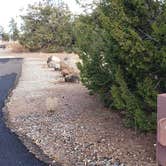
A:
7 42 29 53
60 61 76 74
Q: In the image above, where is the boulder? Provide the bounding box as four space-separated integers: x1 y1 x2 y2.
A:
47 56 52 64
60 61 75 74
47 56 61 70
61 69 70 77
48 61 60 70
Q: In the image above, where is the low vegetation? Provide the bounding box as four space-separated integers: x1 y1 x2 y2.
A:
7 42 28 53
4 0 165 132
0 26 9 41
76 0 166 131
19 1 74 52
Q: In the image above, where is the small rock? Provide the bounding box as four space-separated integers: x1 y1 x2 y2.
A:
113 159 121 166
106 160 111 166
64 57 69 61
113 162 120 166
120 164 125 166
65 74 80 83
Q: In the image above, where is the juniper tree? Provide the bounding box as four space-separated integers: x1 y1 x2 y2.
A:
76 0 166 131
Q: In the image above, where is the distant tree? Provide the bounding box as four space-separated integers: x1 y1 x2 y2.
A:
0 26 4 40
9 18 19 41
0 25 9 41
2 33 9 41
19 0 73 52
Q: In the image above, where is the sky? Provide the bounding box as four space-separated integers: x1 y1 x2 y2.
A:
0 0 91 31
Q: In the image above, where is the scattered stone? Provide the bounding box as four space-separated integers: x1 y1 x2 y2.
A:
113 161 120 166
47 56 61 70
65 74 80 83
60 61 75 74
5 56 156 166
61 69 70 77
64 57 69 61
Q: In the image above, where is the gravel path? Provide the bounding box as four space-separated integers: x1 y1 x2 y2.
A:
0 58 47 166
5 55 157 166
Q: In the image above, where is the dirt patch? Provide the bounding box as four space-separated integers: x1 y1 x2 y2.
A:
0 49 79 61
7 83 156 166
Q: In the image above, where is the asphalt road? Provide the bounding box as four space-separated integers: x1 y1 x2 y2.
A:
0 58 47 166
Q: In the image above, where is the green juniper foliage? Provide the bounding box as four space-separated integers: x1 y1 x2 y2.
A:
76 0 166 131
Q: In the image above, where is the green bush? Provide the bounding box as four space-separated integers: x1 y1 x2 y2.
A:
19 0 74 52
75 0 166 131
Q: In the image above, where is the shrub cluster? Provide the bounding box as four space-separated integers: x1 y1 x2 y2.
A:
19 1 75 52
76 0 166 131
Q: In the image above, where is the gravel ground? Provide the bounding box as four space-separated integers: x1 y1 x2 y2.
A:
4 53 157 166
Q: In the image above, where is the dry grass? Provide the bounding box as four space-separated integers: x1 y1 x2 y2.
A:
45 97 58 113
7 42 29 53
60 61 75 74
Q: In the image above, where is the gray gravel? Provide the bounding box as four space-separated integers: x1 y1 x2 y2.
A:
5 57 157 166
